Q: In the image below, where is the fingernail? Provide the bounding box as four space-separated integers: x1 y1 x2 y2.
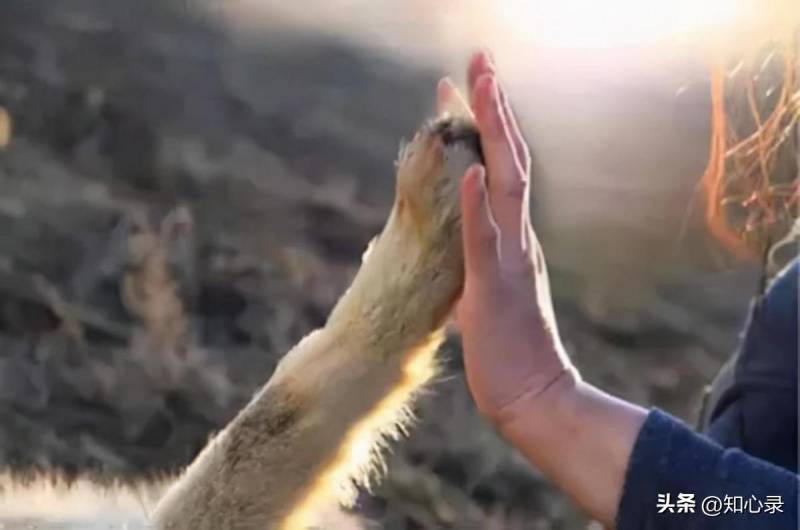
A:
481 48 495 68
476 165 488 198
474 73 503 139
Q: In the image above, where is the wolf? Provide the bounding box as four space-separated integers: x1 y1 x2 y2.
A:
0 93 481 530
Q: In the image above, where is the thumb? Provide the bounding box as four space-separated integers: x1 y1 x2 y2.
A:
460 164 500 279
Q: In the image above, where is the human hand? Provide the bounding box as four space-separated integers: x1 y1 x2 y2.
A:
437 51 578 424
439 59 648 522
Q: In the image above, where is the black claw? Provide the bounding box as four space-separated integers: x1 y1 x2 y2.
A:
430 117 484 164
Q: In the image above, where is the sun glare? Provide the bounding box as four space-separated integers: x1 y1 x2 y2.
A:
494 0 756 49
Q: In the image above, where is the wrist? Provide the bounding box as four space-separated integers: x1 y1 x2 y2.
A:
489 365 582 432
489 366 649 526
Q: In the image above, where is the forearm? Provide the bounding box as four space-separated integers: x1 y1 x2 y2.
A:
154 115 478 529
450 50 799 530
154 317 446 530
494 371 648 526
151 329 349 529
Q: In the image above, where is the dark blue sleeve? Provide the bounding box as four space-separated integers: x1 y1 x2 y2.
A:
617 409 799 530
705 260 798 472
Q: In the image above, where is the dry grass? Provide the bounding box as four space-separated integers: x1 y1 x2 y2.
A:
702 11 799 263
0 106 10 149
122 207 192 357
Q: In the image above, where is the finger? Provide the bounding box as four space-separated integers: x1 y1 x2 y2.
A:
461 164 500 279
471 73 527 262
467 50 494 103
437 77 472 118
498 86 531 176
498 84 533 251
468 51 531 182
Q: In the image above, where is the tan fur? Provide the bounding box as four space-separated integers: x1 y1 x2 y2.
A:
0 109 481 529
152 114 480 529
0 473 166 528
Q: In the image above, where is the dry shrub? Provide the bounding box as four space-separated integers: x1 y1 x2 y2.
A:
702 4 799 263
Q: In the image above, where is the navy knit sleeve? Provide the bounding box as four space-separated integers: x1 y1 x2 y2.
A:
616 409 799 530
705 260 798 471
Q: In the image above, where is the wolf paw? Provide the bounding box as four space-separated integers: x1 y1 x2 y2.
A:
394 116 483 252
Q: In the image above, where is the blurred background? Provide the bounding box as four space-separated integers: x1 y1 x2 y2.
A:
0 0 795 528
